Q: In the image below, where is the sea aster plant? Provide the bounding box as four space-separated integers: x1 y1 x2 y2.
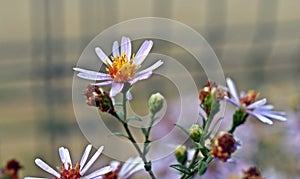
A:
102 157 144 179
74 36 163 100
225 78 287 124
25 144 111 179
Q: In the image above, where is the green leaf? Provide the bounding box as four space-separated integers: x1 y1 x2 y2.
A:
116 111 124 121
170 164 191 175
114 102 123 106
143 142 151 155
141 127 148 136
198 159 207 175
199 147 209 158
127 116 143 122
109 132 129 139
174 123 189 136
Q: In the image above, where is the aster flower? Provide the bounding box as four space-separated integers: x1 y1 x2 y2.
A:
101 157 144 179
25 144 112 179
74 36 163 100
225 78 287 125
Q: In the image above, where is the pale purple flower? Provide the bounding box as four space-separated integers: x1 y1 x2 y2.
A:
225 78 287 125
100 157 144 179
25 144 112 179
74 36 163 100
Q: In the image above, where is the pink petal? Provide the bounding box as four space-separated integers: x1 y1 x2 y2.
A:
247 110 273 125
112 41 120 58
80 144 92 170
91 80 113 86
130 71 152 84
83 166 112 179
121 36 131 59
77 73 111 81
136 60 163 75
133 40 153 66
226 78 240 105
95 47 112 66
80 146 104 175
246 98 267 109
110 82 124 97
126 91 133 100
73 68 107 77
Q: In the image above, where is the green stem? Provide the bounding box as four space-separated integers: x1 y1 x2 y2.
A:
228 113 249 134
119 92 156 179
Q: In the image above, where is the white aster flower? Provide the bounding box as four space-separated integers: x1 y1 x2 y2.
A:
225 78 287 125
25 144 112 179
74 36 163 100
100 157 144 179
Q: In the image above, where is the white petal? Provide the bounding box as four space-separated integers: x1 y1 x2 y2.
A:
126 91 133 100
73 68 107 77
226 78 240 105
119 157 143 178
134 40 153 66
77 73 111 81
247 111 273 125
130 71 152 85
121 36 131 59
82 166 112 179
110 82 124 97
80 144 93 170
80 146 104 175
246 98 267 109
112 41 120 58
59 147 67 166
35 159 60 178
91 80 113 86
24 177 48 179
255 105 274 111
136 60 163 75
109 161 120 171
95 47 112 66
64 148 72 168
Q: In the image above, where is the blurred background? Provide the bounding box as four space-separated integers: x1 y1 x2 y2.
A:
0 0 299 178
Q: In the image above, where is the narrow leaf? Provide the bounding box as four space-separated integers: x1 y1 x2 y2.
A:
109 132 129 139
127 116 143 122
141 128 148 136
174 123 189 136
170 164 191 175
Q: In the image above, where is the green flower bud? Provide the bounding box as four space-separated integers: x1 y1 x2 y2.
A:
148 92 164 114
174 145 187 164
189 124 203 142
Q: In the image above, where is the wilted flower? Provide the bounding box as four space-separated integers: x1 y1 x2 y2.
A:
243 166 263 179
25 144 111 179
84 85 115 114
211 132 239 162
225 78 287 125
0 159 23 179
74 36 163 100
102 157 143 179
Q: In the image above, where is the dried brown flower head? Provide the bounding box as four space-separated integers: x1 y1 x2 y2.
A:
84 85 115 114
243 166 263 179
211 132 239 162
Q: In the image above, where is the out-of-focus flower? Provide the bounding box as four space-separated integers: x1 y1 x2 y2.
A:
101 157 143 179
189 124 202 142
84 85 115 114
174 145 187 164
74 36 163 100
225 78 286 125
243 166 263 179
25 144 111 179
211 132 239 162
148 93 164 114
0 159 23 179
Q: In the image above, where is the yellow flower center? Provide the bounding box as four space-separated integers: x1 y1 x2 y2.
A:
57 162 81 179
106 52 137 82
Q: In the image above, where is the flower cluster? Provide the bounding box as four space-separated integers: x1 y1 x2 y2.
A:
0 159 23 179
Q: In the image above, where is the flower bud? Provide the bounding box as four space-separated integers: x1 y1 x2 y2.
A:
243 166 263 179
174 145 187 164
148 93 164 114
189 124 203 142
